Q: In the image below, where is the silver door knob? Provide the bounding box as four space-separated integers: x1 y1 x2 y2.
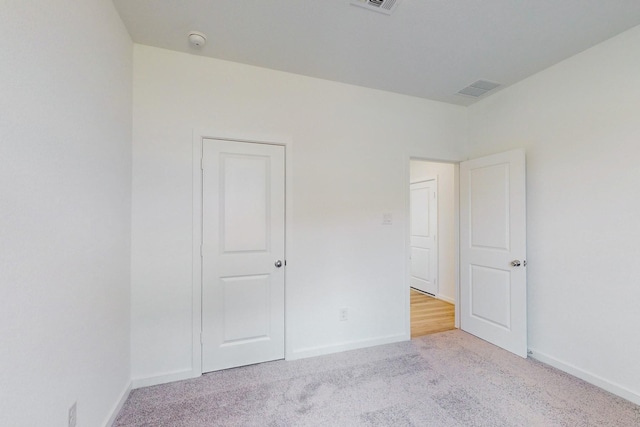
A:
510 260 521 267
274 260 283 268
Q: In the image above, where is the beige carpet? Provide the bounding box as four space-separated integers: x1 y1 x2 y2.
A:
114 330 640 426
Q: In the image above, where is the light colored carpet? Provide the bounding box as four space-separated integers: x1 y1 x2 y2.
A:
114 330 640 426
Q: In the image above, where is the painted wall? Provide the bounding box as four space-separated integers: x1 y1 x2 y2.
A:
468 25 640 403
0 1 132 426
410 161 457 303
131 45 467 383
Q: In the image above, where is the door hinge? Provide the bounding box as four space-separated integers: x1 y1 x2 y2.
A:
200 158 204 170
200 244 203 257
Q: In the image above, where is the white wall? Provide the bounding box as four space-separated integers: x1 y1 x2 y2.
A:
131 45 467 382
410 161 457 303
0 2 132 426
468 25 640 403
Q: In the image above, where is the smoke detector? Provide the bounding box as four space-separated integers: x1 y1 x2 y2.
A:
350 0 401 15
188 31 207 47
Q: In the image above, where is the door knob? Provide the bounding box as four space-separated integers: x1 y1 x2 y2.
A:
274 260 283 268
510 260 521 267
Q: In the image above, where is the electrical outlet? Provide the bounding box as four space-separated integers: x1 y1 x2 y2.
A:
339 307 348 321
68 402 77 427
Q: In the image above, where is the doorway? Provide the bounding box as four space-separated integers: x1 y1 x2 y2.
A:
409 159 457 338
407 150 527 358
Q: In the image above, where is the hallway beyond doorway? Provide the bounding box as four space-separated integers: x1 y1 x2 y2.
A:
410 289 455 338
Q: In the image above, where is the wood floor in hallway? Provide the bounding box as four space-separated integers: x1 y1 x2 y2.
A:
410 288 455 338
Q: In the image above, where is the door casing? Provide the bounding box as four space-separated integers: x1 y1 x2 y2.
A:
192 130 293 378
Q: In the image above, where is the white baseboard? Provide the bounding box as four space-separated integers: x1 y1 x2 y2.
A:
437 294 455 304
103 381 131 427
131 368 200 389
288 333 407 361
528 347 640 406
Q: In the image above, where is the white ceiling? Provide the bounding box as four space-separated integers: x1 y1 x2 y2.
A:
113 0 640 106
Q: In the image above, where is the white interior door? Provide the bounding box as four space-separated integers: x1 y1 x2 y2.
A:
201 139 285 372
460 149 527 357
410 179 438 295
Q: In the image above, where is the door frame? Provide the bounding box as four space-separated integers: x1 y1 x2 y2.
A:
405 154 462 338
192 129 293 378
409 176 439 296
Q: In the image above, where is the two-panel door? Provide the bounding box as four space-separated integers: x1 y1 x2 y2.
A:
201 139 285 372
460 149 527 357
410 180 438 295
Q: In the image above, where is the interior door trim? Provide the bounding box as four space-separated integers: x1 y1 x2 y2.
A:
192 129 293 378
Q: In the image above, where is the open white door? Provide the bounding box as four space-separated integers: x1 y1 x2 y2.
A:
410 179 438 295
460 149 527 357
201 139 285 372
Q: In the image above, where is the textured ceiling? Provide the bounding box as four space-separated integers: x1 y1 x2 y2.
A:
113 0 640 105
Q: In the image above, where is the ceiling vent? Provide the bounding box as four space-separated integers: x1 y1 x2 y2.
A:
457 80 501 98
350 0 401 15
